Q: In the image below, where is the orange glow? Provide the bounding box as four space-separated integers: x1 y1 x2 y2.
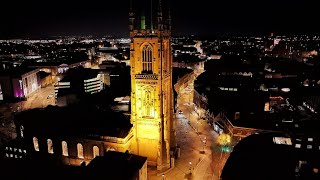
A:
216 134 231 146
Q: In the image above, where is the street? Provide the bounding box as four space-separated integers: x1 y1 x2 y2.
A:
148 71 223 180
0 70 230 179
0 85 55 146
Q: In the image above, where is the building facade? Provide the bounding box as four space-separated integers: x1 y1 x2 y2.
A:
13 105 134 166
129 0 175 170
0 68 40 100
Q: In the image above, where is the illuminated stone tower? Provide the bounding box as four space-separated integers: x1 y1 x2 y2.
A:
129 0 175 170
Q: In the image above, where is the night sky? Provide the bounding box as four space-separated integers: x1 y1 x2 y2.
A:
0 0 317 38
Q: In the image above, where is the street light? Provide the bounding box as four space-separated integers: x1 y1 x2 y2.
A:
196 121 199 132
201 136 207 153
189 161 192 175
202 140 206 152
162 173 165 180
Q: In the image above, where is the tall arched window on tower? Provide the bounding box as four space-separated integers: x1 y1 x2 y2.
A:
93 146 99 158
142 44 153 73
33 137 39 151
77 143 84 158
62 141 68 156
47 139 53 154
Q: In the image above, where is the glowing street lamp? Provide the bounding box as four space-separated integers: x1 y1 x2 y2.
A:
202 140 206 152
196 121 199 132
189 161 192 175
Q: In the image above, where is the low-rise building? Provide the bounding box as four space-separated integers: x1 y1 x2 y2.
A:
54 68 104 106
87 151 147 180
13 104 133 166
0 67 40 101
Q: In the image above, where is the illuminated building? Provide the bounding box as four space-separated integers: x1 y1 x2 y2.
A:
129 0 175 169
29 59 91 82
13 105 133 166
54 68 104 106
0 67 40 100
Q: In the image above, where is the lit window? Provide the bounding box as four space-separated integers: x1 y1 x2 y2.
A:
273 137 292 145
295 144 301 148
47 139 53 154
33 137 39 151
93 146 99 158
6 153 8 157
307 145 312 149
77 143 84 158
308 138 313 142
19 149 22 153
62 141 68 156
20 125 24 138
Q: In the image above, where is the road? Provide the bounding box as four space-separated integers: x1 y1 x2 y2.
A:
0 85 55 146
148 70 221 180
22 85 55 110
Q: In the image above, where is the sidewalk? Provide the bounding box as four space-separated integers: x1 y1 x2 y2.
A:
148 85 218 179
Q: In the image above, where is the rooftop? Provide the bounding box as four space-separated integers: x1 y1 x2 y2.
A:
14 104 132 139
87 151 147 179
221 132 320 180
0 67 38 77
60 67 101 82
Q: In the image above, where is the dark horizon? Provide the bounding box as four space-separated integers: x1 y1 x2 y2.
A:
0 0 318 39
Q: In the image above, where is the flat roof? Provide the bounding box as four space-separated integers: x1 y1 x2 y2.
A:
15 104 132 139
87 151 147 179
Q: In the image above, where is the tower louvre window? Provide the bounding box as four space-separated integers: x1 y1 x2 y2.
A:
142 44 153 73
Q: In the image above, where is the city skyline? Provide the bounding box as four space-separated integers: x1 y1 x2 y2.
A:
0 0 317 38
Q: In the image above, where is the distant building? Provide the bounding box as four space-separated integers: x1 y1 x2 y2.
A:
54 68 104 106
29 59 91 82
0 67 40 100
194 70 275 140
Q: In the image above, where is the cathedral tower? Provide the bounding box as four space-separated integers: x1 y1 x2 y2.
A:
129 0 175 170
